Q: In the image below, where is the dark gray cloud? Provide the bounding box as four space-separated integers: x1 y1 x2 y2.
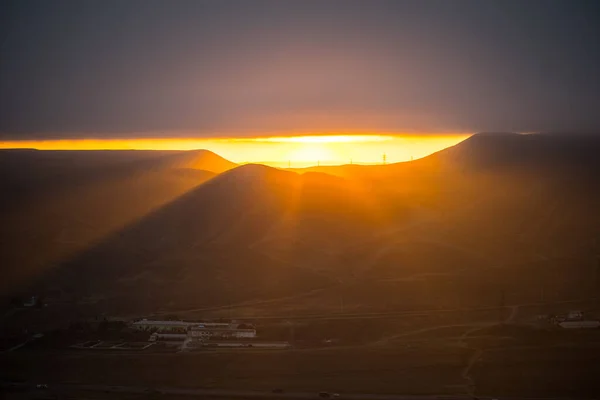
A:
1 0 599 139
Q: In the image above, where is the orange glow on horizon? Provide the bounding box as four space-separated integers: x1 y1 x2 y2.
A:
0 134 471 167
251 135 394 143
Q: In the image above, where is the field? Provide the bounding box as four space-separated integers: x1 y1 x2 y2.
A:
0 347 467 395
473 345 600 398
3 308 600 398
3 337 600 398
3 295 600 398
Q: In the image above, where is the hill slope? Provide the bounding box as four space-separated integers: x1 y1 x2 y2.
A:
0 149 221 294
39 164 363 311
281 133 600 308
0 149 234 210
4 134 600 314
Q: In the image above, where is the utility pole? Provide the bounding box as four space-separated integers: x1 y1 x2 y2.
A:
540 286 545 303
593 238 599 300
382 153 387 165
499 289 506 323
595 256 600 300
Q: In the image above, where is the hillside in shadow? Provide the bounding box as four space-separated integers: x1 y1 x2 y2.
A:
36 164 356 312
0 149 235 210
0 150 227 294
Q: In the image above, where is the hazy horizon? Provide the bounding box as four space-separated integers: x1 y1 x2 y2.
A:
0 133 470 165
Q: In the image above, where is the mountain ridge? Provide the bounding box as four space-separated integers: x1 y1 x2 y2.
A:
3 133 600 314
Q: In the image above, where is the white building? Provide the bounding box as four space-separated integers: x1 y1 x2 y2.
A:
188 323 256 340
149 333 188 342
558 320 600 329
552 310 600 329
130 320 257 338
23 296 38 307
130 319 197 332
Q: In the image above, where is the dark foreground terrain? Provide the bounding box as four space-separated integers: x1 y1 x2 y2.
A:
3 334 600 399
3 299 600 399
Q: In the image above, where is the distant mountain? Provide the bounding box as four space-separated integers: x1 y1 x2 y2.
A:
0 149 218 294
161 149 238 172
13 162 408 310
346 133 600 290
291 132 600 177
39 164 364 311
0 149 235 210
279 133 600 308
430 132 600 174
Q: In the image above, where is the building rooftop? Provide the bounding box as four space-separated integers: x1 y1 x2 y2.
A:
131 320 197 326
190 325 256 331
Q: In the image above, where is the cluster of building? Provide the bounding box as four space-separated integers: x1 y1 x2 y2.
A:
130 318 290 350
188 322 257 339
550 310 600 329
131 319 257 345
131 319 256 337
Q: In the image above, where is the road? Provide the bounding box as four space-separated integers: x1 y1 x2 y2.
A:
4 381 580 400
460 305 521 397
0 334 44 354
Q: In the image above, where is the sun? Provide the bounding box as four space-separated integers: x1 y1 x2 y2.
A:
253 135 392 166
288 143 332 164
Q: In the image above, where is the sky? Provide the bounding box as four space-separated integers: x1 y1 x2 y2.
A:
0 0 599 163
